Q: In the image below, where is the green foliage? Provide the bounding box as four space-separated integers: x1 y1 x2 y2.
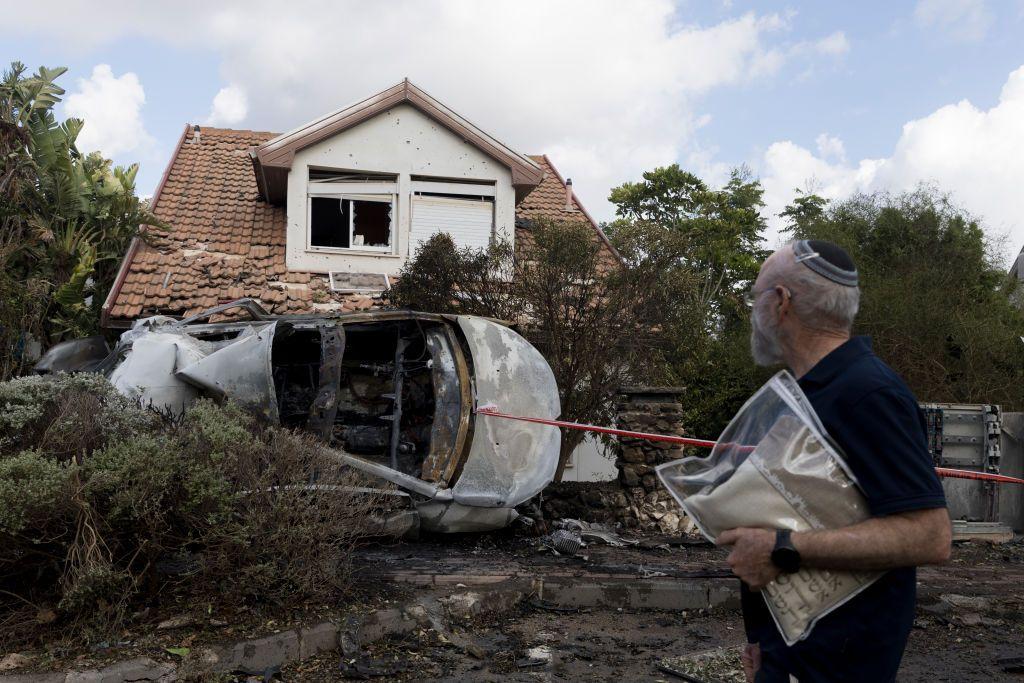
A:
0 61 162 378
607 165 772 437
0 372 153 453
0 374 380 649
0 450 70 535
781 187 1024 407
607 164 767 298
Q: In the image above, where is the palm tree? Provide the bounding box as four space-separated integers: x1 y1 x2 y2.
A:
0 62 160 377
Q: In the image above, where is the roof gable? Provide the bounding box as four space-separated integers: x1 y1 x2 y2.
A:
252 79 544 203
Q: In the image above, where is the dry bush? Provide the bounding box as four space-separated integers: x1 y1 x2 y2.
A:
0 374 386 650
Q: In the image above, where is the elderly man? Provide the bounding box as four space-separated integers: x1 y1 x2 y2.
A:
720 240 951 682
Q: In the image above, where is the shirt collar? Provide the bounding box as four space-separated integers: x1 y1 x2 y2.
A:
798 336 873 388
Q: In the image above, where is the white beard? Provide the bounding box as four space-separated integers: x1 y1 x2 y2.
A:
750 304 784 367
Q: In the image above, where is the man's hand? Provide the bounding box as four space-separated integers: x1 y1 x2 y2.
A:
717 527 779 590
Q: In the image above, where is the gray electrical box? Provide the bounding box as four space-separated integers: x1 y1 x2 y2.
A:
921 403 1002 523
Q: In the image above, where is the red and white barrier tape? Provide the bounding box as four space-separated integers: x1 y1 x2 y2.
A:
476 406 1024 486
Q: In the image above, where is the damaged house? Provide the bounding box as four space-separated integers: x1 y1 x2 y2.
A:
91 80 621 528
101 79 618 324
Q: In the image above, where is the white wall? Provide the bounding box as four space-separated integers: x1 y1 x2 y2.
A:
285 103 515 274
561 435 619 482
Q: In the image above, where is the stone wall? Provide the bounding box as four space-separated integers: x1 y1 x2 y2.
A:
615 387 693 534
539 481 629 526
540 387 695 535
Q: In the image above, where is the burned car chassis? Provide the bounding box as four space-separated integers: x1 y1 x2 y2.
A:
76 300 561 533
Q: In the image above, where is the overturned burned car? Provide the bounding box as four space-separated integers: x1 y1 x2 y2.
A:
39 300 560 533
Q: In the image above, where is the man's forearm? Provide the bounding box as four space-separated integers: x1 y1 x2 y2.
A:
792 508 952 571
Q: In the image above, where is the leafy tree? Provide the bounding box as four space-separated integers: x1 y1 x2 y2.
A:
0 62 158 378
607 165 771 437
781 187 1024 408
387 220 676 481
607 164 767 303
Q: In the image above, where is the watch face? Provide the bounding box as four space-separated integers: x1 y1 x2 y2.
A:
772 547 801 573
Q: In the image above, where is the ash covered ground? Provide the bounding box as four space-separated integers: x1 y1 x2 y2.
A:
283 534 1024 682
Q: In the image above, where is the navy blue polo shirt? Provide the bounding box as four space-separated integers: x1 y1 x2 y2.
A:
742 336 947 683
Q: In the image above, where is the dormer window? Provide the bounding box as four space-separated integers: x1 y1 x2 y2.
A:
307 169 397 253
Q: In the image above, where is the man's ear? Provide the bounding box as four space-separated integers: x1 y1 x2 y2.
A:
775 285 791 320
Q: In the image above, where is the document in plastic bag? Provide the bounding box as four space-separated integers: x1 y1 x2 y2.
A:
656 371 881 645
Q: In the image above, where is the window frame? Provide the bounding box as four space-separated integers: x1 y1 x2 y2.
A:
306 191 397 255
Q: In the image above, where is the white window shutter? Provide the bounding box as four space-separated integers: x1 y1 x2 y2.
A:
410 196 494 255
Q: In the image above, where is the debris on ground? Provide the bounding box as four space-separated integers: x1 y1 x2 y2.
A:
996 654 1024 674
541 518 646 557
516 645 553 668
0 653 33 672
339 654 409 679
547 528 585 556
657 647 746 682
557 518 640 548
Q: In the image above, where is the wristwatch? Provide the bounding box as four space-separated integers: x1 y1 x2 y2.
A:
771 529 801 573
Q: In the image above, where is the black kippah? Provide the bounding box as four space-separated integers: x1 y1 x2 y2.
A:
793 240 858 287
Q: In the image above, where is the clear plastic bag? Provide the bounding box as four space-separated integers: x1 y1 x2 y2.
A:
656 371 881 645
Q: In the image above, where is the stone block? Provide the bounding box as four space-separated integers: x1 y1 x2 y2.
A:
620 466 641 487
708 583 741 609
224 630 300 674
620 446 646 463
299 622 339 659
356 608 415 643
99 657 175 682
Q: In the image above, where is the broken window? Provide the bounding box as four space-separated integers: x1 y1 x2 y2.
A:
270 320 455 479
310 195 394 251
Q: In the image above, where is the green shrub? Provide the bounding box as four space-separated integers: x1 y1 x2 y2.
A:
0 374 383 649
0 373 156 456
0 450 71 535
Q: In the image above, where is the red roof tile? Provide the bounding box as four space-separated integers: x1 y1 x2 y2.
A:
105 126 620 324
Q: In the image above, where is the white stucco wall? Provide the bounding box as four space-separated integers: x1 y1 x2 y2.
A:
561 435 619 482
285 103 515 274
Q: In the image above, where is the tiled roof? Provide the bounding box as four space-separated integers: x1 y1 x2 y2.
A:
105 126 620 324
518 154 621 274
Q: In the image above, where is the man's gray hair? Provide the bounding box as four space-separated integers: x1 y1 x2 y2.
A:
783 248 860 332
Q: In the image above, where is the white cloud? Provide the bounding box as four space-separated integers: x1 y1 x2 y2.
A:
758 64 1024 262
206 84 248 126
914 0 993 42
1 1 847 221
812 31 850 56
814 133 846 162
64 64 154 158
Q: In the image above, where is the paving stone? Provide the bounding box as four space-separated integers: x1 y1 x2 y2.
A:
224 630 300 674
98 657 175 682
356 608 416 643
299 622 339 659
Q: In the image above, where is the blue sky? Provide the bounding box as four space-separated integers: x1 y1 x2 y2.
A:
4 1 1024 261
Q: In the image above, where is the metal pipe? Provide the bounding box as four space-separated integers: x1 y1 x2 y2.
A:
388 337 407 470
323 446 453 501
